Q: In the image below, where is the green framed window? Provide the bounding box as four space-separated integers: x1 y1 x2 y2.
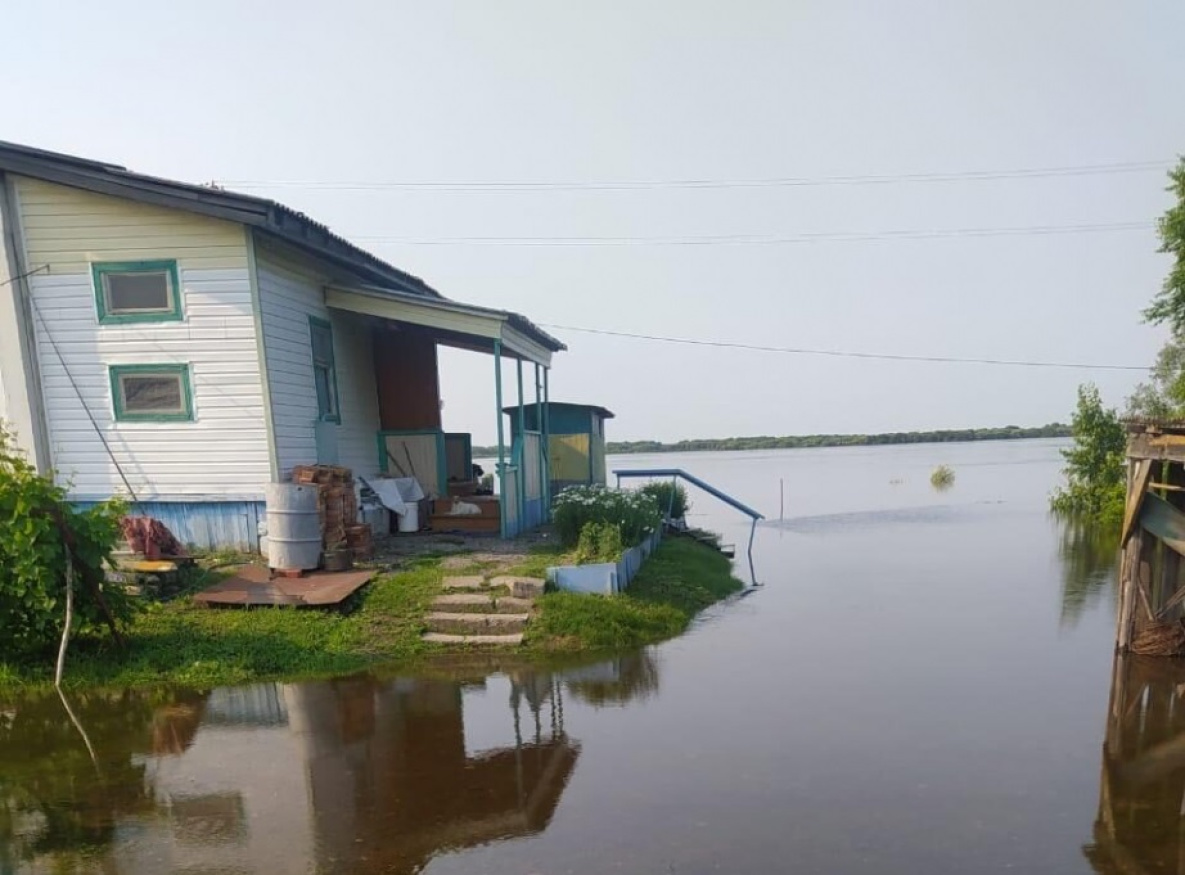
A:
109 364 194 422
309 316 340 423
93 260 183 324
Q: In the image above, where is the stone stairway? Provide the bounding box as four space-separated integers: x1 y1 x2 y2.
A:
422 575 545 646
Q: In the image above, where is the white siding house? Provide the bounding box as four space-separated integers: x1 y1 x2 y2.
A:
0 141 564 549
254 238 381 478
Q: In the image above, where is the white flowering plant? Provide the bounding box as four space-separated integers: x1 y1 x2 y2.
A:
552 485 661 548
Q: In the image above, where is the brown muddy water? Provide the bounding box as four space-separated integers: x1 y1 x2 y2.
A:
0 439 1167 874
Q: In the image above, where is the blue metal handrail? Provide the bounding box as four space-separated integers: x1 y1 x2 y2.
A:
614 468 764 579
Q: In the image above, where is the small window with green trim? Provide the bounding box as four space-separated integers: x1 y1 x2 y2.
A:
109 364 194 422
93 260 182 323
309 317 340 423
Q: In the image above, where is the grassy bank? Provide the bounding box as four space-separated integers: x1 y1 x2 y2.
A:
0 558 443 692
0 537 742 694
526 536 744 651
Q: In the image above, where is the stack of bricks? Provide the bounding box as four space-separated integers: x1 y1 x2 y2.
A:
291 465 356 551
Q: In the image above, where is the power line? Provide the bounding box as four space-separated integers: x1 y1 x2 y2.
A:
539 323 1151 372
353 221 1153 247
219 158 1171 192
0 263 49 288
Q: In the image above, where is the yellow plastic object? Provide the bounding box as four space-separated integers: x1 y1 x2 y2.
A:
128 560 178 574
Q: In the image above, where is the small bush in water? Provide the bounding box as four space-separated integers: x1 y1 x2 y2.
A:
930 465 955 489
552 485 661 548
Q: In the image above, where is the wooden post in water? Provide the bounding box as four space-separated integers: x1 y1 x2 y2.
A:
779 478 784 523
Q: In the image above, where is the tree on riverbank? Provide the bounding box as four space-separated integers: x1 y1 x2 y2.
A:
1051 386 1126 528
1054 157 1185 527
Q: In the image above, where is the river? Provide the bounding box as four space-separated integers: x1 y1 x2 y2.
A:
1 439 1168 874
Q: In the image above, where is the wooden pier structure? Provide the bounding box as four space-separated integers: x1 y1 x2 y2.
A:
1117 422 1185 655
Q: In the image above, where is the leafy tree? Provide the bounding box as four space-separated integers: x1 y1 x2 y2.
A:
1143 157 1185 333
1050 385 1126 527
1127 336 1185 419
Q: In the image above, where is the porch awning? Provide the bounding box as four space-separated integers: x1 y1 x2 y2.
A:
324 283 565 367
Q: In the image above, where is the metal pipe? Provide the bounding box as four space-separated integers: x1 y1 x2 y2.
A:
494 341 505 538
516 358 526 531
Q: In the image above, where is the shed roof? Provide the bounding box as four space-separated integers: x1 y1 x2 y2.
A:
502 402 615 419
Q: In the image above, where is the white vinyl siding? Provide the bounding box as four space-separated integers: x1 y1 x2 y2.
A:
15 176 270 498
255 239 381 479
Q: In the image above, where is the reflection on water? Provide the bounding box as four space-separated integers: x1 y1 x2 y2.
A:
0 441 1147 873
1088 655 1185 873
0 653 658 874
1059 523 1121 628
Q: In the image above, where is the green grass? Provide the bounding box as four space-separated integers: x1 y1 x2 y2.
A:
526 536 743 652
0 538 744 693
0 559 444 692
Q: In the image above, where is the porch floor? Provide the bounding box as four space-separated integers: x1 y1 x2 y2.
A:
194 564 375 607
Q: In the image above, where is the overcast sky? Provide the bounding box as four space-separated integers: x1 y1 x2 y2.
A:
4 1 1183 444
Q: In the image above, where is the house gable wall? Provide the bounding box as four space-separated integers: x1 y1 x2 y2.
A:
13 176 270 500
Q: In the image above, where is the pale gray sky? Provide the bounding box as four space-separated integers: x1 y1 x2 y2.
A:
5 1 1183 444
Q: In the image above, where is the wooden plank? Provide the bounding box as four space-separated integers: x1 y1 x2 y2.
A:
1129 434 1185 463
1140 493 1185 557
1124 459 1155 544
1118 533 1140 651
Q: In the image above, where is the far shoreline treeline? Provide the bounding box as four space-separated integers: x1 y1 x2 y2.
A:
474 424 1071 457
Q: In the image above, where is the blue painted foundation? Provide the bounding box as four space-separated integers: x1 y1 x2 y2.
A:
74 500 265 552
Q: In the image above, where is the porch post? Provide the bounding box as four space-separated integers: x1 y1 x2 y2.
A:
494 340 506 538
535 362 546 519
543 367 551 513
516 358 526 529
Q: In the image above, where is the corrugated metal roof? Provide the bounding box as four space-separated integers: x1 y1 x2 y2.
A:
0 140 441 298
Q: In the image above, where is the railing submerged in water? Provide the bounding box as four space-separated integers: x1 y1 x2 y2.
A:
613 468 764 582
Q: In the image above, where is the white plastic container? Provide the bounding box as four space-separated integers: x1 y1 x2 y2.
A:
397 502 420 533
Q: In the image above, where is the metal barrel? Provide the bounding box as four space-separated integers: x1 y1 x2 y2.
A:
265 483 321 570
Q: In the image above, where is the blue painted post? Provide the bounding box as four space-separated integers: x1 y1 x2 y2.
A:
494 341 506 538
543 367 551 513
534 362 545 522
516 358 526 531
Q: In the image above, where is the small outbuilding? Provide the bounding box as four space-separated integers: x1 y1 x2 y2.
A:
505 402 614 501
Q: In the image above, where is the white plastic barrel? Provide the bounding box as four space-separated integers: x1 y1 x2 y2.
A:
397 502 420 533
265 483 322 569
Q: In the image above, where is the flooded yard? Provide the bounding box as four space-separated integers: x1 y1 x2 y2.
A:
0 440 1160 874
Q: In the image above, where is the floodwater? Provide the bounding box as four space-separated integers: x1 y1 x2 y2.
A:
2 439 1172 874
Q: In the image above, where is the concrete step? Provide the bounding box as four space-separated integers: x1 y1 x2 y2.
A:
422 632 524 646
493 596 536 614
425 612 530 635
431 593 497 613
489 576 546 599
442 575 488 591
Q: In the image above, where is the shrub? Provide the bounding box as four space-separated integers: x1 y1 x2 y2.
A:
1051 384 1126 528
0 425 134 661
930 465 955 489
574 521 625 564
552 485 661 548
640 481 690 520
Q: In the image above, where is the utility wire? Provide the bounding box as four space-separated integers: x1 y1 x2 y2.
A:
353 220 1153 247
26 289 141 503
220 158 1171 192
539 323 1151 372
1 263 49 287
